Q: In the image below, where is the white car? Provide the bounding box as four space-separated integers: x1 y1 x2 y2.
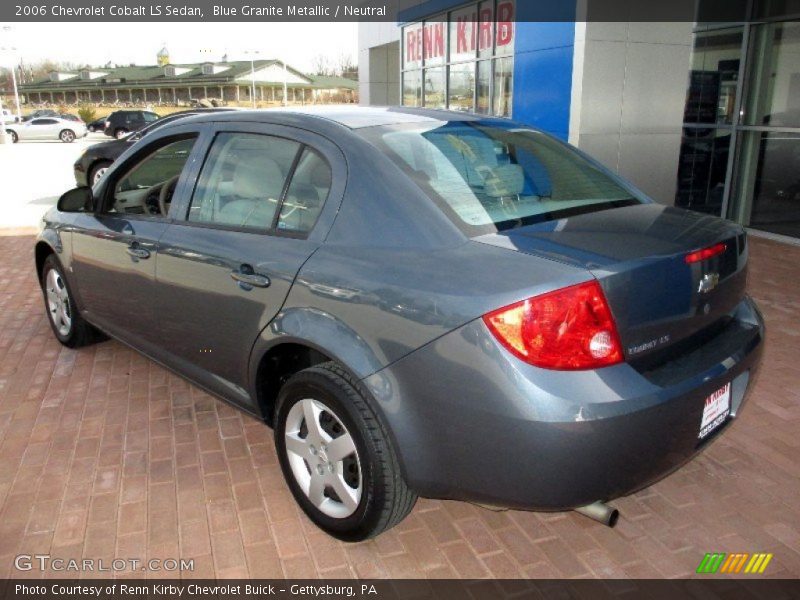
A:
5 117 87 143
1 109 19 123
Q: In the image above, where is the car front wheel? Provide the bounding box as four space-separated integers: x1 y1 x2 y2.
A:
90 160 112 185
41 255 103 348
59 129 75 143
7 130 17 143
275 362 417 541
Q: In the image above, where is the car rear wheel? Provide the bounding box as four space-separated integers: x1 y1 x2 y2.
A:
275 362 416 541
90 160 112 185
59 129 75 143
114 128 128 139
7 130 17 143
41 255 103 348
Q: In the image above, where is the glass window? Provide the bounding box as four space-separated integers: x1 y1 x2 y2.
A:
478 1 495 58
402 70 422 107
493 57 513 117
744 22 800 128
675 128 731 215
449 5 477 62
402 22 423 70
278 148 331 233
731 130 800 237
424 67 446 108
358 121 638 235
423 17 446 66
187 132 300 230
495 0 515 57
476 60 491 115
109 137 197 217
683 27 743 126
448 63 475 112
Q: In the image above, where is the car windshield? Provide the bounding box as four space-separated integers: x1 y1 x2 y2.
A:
357 121 641 234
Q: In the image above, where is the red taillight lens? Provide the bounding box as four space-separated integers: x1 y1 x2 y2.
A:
685 242 726 264
482 280 624 370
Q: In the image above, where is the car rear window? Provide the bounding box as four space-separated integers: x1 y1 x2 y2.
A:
357 121 641 233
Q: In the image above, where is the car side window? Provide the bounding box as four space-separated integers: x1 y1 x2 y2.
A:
187 132 300 231
105 136 197 218
278 147 331 234
33 119 55 125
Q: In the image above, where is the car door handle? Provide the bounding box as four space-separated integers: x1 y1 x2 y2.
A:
230 267 270 288
126 243 150 259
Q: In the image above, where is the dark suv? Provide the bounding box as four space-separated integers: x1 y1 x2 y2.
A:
103 110 159 139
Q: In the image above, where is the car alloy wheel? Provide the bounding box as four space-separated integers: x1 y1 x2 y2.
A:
283 398 362 519
60 130 75 143
92 166 109 185
45 268 72 337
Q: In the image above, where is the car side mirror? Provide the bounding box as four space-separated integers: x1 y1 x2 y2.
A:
57 187 93 213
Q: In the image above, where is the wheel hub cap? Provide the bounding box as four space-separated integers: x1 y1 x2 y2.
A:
284 398 362 519
45 269 71 337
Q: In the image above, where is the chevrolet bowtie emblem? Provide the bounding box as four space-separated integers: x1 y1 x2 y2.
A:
698 272 720 294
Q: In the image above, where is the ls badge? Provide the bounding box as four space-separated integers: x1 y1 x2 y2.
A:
698 273 720 294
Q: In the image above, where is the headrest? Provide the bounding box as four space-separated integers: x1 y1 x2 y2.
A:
310 162 331 189
232 156 283 199
483 164 524 198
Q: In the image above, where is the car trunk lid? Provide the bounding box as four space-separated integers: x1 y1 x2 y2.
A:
474 203 748 363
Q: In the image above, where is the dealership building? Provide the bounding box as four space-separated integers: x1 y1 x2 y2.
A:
359 1 800 242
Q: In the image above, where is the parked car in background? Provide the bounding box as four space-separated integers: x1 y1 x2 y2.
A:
37 107 764 541
87 116 108 133
22 109 59 122
1 109 20 123
74 108 237 186
6 116 87 143
103 110 159 139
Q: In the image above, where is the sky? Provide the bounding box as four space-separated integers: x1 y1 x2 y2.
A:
0 22 359 73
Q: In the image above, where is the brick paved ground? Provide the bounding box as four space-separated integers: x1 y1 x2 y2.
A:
0 234 798 580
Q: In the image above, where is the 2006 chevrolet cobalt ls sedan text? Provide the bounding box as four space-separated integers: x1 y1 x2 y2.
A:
35 107 764 540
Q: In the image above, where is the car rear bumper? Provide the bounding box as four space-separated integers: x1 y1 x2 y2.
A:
363 295 764 509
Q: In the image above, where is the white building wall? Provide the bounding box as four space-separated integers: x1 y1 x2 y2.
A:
570 22 693 205
358 22 400 105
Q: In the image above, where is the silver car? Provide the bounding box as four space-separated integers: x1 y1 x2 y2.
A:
6 116 87 143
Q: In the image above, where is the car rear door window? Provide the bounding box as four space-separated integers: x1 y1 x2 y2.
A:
277 147 331 233
187 132 301 231
33 118 56 125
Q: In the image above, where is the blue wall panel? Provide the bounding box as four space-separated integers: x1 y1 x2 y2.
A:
512 21 575 140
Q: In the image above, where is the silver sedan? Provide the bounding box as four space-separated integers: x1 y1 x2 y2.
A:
5 116 87 143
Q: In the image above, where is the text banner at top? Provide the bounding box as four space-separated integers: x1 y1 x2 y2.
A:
0 0 776 23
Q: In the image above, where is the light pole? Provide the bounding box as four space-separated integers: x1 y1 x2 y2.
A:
2 26 22 122
244 50 259 108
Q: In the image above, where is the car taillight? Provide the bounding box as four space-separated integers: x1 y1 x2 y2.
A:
684 242 726 264
483 280 624 370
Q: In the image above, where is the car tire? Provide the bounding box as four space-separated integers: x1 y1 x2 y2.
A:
7 130 17 143
89 160 112 186
274 362 417 541
87 125 95 133
41 255 104 348
59 129 75 143
114 128 128 139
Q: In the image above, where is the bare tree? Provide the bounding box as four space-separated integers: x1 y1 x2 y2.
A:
310 54 333 77
335 53 357 81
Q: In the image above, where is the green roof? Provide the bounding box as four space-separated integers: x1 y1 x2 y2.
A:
21 60 356 91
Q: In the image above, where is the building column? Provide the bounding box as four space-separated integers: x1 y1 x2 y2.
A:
236 86 240 102
219 85 223 99
158 88 162 103
129 89 133 102
101 89 105 103
172 88 177 103
203 86 207 99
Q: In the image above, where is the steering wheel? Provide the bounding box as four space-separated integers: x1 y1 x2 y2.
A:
158 174 181 217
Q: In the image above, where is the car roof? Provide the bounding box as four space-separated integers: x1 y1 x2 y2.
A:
179 106 505 130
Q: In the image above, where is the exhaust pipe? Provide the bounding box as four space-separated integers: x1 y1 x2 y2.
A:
574 501 619 527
